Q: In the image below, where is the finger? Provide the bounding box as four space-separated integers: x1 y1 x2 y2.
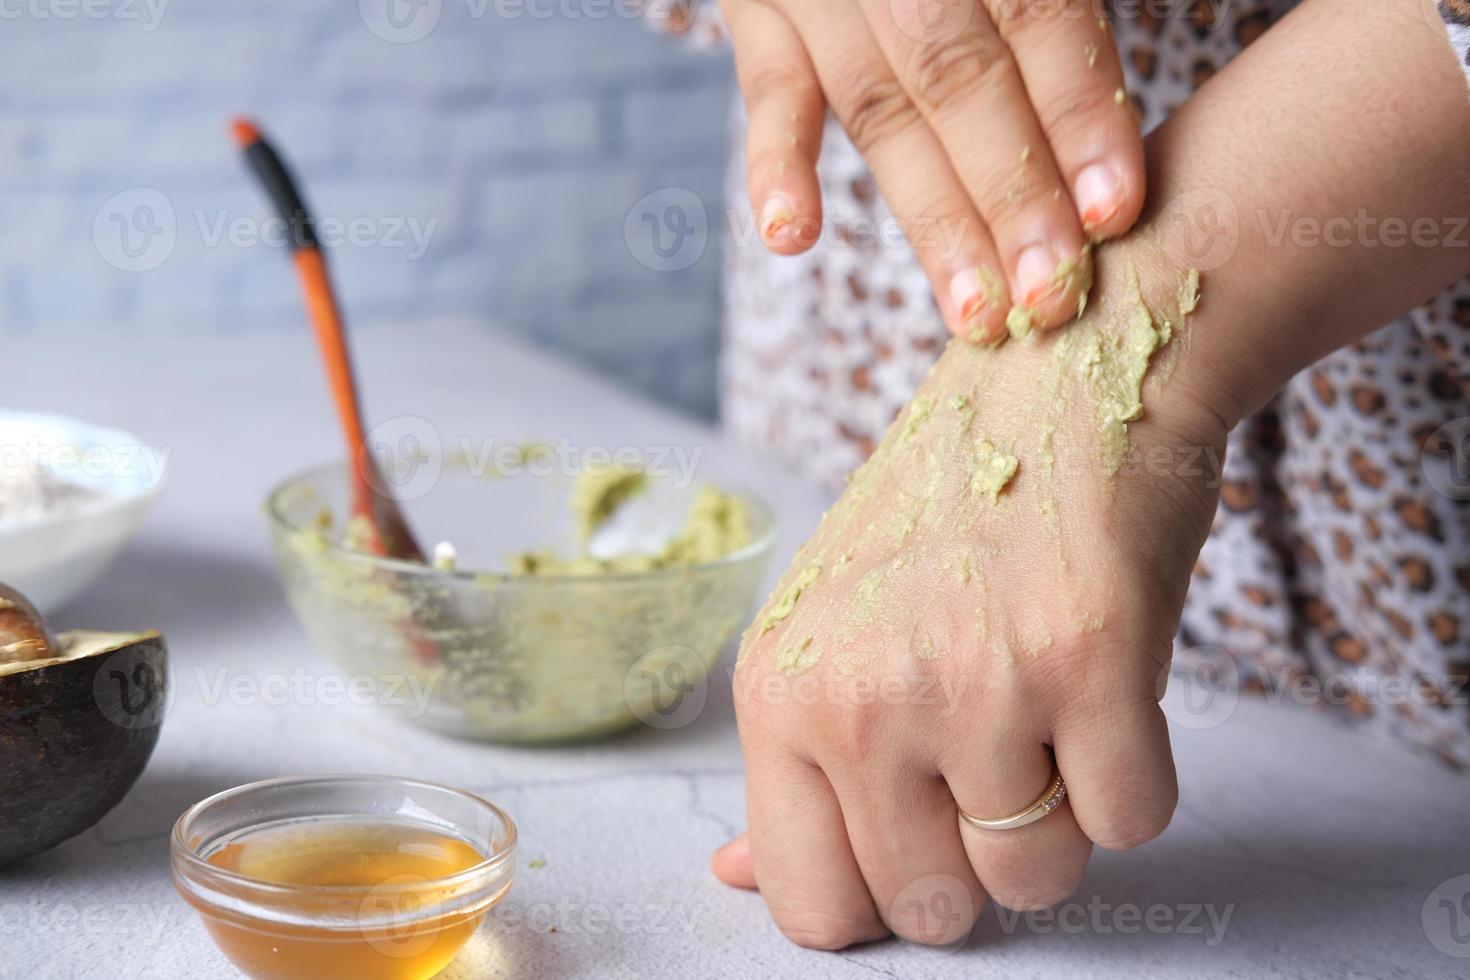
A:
774 1 1011 342
991 2 1143 241
1054 694 1178 852
855 0 1093 333
946 738 1091 911
710 833 758 890
828 767 985 945
724 0 826 254
744 748 889 949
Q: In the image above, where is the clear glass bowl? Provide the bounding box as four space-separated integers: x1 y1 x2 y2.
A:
171 775 516 980
265 461 776 743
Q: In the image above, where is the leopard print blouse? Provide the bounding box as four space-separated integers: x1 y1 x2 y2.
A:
653 1 1470 767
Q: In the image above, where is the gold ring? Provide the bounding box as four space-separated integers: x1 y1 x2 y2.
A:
958 769 1067 832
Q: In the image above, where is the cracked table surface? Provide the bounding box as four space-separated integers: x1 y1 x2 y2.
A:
4 320 1466 979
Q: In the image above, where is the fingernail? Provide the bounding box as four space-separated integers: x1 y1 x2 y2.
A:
1014 244 1063 308
1075 163 1122 233
948 266 1005 342
947 267 990 321
760 192 796 245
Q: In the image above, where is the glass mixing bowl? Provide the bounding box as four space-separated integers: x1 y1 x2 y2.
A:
265 460 776 743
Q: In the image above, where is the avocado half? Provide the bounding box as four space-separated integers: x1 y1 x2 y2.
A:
0 588 168 865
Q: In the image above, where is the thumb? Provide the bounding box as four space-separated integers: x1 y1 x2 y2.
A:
710 833 757 890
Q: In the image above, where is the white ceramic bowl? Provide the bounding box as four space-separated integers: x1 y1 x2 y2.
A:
0 412 166 613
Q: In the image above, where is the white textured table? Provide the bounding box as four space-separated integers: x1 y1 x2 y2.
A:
3 321 1465 979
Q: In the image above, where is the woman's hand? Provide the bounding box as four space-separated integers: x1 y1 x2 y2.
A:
717 242 1227 948
713 0 1470 950
722 0 1144 342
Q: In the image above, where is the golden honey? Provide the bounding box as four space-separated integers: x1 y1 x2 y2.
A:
189 819 489 980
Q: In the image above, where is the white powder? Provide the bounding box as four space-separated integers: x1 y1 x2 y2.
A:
0 467 103 526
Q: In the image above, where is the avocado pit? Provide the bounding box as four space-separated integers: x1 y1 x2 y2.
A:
0 583 58 666
0 582 168 865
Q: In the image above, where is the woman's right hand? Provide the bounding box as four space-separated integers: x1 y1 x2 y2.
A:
720 0 1145 342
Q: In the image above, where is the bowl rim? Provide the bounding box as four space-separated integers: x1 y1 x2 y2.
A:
0 409 168 534
263 458 780 585
170 773 518 897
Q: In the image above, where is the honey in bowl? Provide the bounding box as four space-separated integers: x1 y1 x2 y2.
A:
172 776 516 980
182 818 500 980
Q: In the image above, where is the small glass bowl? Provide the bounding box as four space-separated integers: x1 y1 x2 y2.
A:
265 460 776 743
171 775 516 980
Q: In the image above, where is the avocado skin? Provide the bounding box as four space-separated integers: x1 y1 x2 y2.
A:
0 633 168 865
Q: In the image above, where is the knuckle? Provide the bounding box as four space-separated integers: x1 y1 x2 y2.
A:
903 34 1009 116
742 62 815 111
833 70 916 152
1037 82 1121 148
823 702 886 767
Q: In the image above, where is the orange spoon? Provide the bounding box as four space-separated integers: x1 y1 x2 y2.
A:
230 118 425 564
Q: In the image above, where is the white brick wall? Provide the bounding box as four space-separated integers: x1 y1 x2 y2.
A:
0 0 734 417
